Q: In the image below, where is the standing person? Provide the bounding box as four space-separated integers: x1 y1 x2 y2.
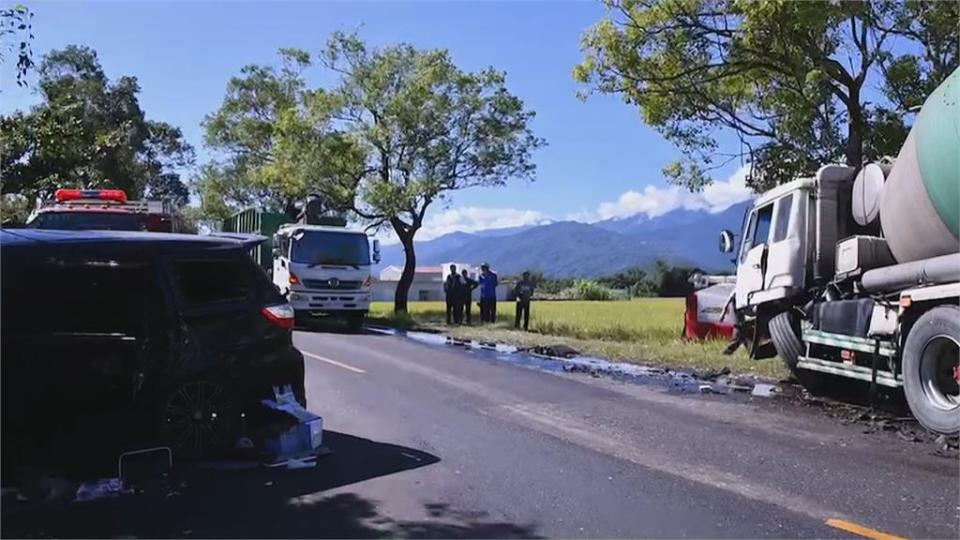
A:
478 263 499 323
514 271 535 331
460 269 478 325
444 264 461 325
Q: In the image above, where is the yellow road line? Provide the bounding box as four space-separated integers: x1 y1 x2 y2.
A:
826 519 905 540
300 350 366 374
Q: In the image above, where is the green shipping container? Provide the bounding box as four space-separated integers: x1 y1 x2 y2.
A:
222 209 292 270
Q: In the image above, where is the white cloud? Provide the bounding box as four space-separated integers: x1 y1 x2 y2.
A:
378 206 552 245
564 209 598 223
377 165 754 244
590 163 753 221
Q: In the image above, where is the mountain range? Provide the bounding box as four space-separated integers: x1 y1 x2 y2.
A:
376 201 749 278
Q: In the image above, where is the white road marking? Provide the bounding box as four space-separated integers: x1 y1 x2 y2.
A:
300 350 366 374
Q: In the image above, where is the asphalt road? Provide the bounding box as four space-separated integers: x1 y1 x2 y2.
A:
3 327 957 538
287 328 958 539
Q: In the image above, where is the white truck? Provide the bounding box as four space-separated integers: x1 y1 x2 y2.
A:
719 68 959 434
271 219 380 331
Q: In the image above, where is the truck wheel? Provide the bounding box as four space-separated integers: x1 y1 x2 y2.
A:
770 310 826 392
902 305 960 434
769 311 802 367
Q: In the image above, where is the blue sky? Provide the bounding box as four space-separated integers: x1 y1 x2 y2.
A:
2 1 752 240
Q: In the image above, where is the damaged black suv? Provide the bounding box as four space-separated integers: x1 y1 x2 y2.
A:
1 229 306 472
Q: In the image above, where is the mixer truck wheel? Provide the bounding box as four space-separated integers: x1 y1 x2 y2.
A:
901 305 960 434
769 310 826 393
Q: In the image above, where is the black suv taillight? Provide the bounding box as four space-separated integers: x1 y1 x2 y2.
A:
262 303 295 330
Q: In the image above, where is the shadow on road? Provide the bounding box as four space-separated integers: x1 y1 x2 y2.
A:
2 431 541 538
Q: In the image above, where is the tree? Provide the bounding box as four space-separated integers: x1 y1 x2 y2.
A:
199 48 364 222
575 0 959 192
1 3 33 87
202 34 544 313
322 33 545 312
1 46 194 207
650 259 700 297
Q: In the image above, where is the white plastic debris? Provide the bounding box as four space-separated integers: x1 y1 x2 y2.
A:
261 385 323 463
751 383 776 397
75 478 126 502
266 456 317 470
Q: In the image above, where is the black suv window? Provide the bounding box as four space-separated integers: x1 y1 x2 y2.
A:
3 257 153 338
173 258 254 306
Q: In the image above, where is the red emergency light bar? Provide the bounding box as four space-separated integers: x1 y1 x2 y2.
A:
55 189 128 204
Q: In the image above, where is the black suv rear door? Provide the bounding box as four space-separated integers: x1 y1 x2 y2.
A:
1 245 172 470
164 249 296 394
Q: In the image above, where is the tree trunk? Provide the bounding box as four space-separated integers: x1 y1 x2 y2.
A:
394 230 416 314
845 88 864 167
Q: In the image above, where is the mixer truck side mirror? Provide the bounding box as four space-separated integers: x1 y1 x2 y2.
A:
719 230 736 253
372 239 381 264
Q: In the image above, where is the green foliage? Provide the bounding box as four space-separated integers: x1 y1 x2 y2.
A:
576 0 959 192
535 277 575 296
0 4 33 87
566 280 620 301
199 49 363 219
1 193 31 226
1 46 194 207
318 32 545 231
592 262 700 298
649 260 700 297
597 266 649 290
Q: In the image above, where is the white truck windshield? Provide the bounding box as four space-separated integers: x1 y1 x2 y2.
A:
291 231 370 266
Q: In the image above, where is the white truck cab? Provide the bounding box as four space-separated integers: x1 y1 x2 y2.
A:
271 223 380 330
721 165 857 311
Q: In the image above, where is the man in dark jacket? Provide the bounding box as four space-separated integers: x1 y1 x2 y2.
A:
460 269 478 324
478 263 498 323
444 264 462 324
513 271 535 331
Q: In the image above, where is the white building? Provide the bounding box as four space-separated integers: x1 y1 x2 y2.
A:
373 262 511 302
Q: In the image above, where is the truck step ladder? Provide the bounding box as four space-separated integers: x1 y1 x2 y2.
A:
797 330 902 388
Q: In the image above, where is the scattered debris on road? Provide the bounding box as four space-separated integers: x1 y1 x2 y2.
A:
374 326 960 455
261 385 324 468
521 344 581 358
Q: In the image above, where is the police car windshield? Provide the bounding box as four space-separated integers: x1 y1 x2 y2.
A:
291 231 370 266
27 212 143 231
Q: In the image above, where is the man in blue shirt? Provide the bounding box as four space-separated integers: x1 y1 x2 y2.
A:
478 263 498 323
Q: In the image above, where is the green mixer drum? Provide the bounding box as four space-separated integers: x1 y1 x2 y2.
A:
915 67 960 238
880 68 960 263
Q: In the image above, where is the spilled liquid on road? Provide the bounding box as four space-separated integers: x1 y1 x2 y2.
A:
369 327 761 395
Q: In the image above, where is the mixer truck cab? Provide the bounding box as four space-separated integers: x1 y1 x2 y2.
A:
719 68 959 434
271 220 380 331
722 164 862 312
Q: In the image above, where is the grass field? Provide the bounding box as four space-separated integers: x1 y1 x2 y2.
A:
368 300 788 379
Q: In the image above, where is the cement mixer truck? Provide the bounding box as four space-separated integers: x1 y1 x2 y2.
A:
719 68 959 434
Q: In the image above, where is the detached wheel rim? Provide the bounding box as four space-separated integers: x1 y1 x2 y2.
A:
163 380 237 456
918 335 960 412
